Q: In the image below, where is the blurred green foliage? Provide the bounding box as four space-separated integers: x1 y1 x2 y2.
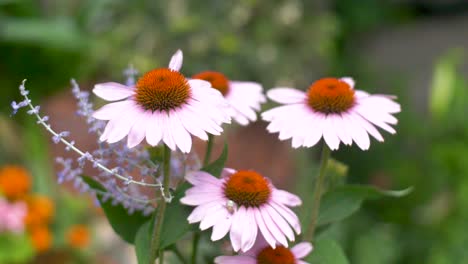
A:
1 0 468 263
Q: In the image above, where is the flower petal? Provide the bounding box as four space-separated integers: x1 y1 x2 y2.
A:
229 206 246 252
291 242 313 259
254 208 277 249
127 111 151 148
241 207 258 252
168 49 183 71
146 111 163 146
214 256 255 264
92 100 134 120
93 82 134 101
267 88 306 104
211 213 233 241
272 189 302 207
169 110 192 153
340 77 355 88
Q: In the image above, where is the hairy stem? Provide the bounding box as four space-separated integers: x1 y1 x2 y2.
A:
305 144 331 241
203 134 214 166
149 145 171 264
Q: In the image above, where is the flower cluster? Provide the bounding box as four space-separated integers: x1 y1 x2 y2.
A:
0 165 55 252
0 198 26 233
12 49 400 263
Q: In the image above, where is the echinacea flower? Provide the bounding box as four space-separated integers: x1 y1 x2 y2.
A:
30 226 53 252
0 198 27 233
181 169 302 252
215 234 313 264
262 77 401 150
66 224 90 249
192 71 266 126
92 50 231 153
0 165 31 200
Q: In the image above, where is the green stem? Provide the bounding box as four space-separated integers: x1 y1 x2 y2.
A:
159 250 164 264
149 145 172 264
190 134 214 264
191 232 201 264
305 144 331 242
203 134 214 167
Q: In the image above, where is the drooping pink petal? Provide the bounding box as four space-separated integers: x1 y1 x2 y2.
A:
145 111 163 146
291 242 313 259
322 114 341 150
343 113 370 150
200 206 230 230
93 82 135 101
178 108 209 140
254 208 277 249
180 192 223 206
272 189 302 207
267 88 306 104
259 206 288 247
230 206 246 252
169 110 192 153
187 201 222 223
264 204 295 241
241 207 258 252
160 112 176 151
211 214 233 241
270 201 301 234
92 100 135 120
102 104 141 143
214 256 256 264
332 114 353 146
127 110 151 148
185 171 223 187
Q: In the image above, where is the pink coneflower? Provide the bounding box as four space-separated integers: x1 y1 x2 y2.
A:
192 71 266 126
215 235 313 264
0 198 27 233
180 169 302 252
92 50 231 153
262 77 401 150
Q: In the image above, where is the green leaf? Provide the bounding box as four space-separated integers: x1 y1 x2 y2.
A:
0 18 87 51
429 49 462 120
159 182 197 249
82 176 149 244
201 143 228 177
306 238 349 264
318 185 412 226
135 220 153 264
0 233 34 263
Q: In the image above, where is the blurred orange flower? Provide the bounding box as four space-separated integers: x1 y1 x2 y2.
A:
30 226 52 252
66 225 90 249
0 165 31 200
24 195 55 228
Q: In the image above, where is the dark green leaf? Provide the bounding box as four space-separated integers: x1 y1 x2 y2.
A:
201 143 228 177
135 220 153 264
318 185 412 226
306 238 349 264
82 176 149 244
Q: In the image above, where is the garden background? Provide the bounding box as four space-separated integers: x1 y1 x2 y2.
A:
1 0 468 263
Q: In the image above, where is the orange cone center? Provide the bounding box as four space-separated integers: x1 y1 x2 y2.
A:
307 78 355 114
224 170 271 207
135 68 191 112
192 71 230 96
257 245 296 264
